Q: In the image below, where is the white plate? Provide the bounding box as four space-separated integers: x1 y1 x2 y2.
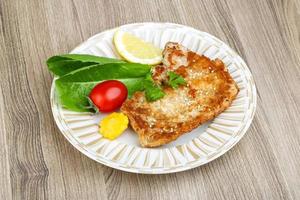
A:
50 23 257 174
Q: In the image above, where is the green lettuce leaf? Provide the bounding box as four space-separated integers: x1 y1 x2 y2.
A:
47 54 125 76
55 63 151 112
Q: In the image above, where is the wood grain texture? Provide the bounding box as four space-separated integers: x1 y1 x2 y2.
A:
0 0 299 199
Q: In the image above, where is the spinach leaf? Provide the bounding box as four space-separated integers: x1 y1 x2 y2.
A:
55 63 150 112
47 54 125 76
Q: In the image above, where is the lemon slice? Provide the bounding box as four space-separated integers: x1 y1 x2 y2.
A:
114 30 162 65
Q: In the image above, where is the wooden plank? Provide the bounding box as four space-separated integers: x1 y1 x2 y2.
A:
0 85 12 200
0 0 108 199
0 3 12 198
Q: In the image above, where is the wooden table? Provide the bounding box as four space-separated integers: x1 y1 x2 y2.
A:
1 0 299 199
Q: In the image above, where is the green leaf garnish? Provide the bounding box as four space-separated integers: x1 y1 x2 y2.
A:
55 63 151 112
167 71 186 89
143 73 165 102
47 54 125 76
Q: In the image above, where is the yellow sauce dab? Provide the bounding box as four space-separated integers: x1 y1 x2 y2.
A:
99 112 129 140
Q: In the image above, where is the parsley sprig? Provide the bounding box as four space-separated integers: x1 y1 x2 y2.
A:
143 73 165 101
167 71 186 89
142 71 186 102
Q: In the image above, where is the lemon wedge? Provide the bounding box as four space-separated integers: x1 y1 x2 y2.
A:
113 30 162 65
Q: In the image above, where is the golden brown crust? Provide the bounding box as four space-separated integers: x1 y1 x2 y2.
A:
121 42 239 147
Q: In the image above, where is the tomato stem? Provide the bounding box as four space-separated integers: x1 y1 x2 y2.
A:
86 97 99 113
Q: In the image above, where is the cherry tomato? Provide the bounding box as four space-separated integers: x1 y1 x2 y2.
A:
89 80 128 112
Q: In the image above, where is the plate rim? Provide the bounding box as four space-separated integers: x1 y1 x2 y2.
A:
50 22 257 174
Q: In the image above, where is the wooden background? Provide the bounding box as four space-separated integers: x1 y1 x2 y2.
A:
0 0 299 199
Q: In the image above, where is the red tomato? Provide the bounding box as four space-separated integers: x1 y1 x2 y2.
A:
89 80 128 112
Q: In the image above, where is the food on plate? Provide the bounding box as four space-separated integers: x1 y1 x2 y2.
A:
99 112 129 140
47 34 239 145
114 30 162 65
54 62 151 112
121 42 239 147
89 80 128 113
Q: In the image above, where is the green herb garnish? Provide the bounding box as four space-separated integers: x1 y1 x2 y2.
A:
143 73 165 101
167 71 186 89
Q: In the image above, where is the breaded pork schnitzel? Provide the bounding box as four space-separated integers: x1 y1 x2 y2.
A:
121 42 239 147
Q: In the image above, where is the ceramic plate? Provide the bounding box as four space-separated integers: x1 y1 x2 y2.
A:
50 22 256 174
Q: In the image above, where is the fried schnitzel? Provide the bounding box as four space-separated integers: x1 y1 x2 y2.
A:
121 42 239 147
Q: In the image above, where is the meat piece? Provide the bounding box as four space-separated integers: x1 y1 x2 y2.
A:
121 42 239 147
